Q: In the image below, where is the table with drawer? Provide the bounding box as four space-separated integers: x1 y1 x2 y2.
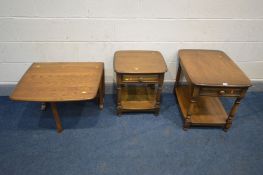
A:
174 49 251 131
114 50 167 115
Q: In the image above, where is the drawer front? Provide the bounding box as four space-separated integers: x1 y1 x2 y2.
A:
200 87 242 97
122 74 159 83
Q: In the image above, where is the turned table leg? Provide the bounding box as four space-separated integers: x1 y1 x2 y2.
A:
184 86 200 131
224 89 247 132
50 102 63 133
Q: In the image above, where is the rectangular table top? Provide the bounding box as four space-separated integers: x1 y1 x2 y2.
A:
179 49 251 87
10 62 103 102
114 50 167 74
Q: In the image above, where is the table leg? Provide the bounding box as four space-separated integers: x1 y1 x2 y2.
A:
50 102 63 133
224 89 247 132
174 63 181 94
98 69 105 110
155 74 164 116
116 75 122 116
40 102 47 111
184 86 200 131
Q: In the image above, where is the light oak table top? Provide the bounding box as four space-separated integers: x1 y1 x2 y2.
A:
10 62 104 102
114 50 167 74
179 49 251 87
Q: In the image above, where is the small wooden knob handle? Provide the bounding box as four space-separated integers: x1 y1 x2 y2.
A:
138 77 143 82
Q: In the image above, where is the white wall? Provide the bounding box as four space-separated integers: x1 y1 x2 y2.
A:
0 0 263 84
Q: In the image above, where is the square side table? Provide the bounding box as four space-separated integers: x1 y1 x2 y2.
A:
174 49 251 131
114 50 167 115
10 62 105 133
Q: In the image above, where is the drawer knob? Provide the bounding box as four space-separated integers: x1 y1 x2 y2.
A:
138 77 143 82
219 90 226 95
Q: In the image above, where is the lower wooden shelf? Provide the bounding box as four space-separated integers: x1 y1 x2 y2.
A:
176 86 228 126
121 85 156 110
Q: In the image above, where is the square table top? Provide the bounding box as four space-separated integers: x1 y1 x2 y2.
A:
114 50 167 74
10 62 103 102
179 49 251 87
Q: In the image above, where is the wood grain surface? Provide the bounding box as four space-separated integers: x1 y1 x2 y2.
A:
179 49 251 87
114 50 167 74
10 62 104 102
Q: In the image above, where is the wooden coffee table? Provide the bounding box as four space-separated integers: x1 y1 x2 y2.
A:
174 49 251 131
114 50 167 115
10 62 105 133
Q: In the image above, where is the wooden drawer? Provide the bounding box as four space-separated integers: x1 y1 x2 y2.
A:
122 74 159 83
200 87 242 97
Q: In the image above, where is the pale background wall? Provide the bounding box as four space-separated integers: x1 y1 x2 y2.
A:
0 0 263 85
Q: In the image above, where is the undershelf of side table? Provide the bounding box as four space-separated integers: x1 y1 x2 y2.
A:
176 86 228 126
121 85 156 110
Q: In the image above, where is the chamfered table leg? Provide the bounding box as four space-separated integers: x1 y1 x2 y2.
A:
155 74 164 116
99 69 105 110
50 102 63 133
174 63 182 94
116 75 122 116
